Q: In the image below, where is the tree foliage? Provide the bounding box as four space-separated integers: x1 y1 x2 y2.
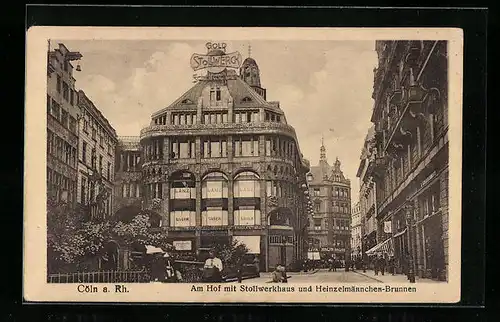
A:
111 214 172 251
213 239 249 268
47 199 171 272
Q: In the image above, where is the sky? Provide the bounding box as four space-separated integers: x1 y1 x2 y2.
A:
53 39 378 203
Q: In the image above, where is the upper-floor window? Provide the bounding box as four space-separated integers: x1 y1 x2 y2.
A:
69 116 77 134
171 138 195 159
82 141 87 164
63 82 69 101
61 109 68 128
314 218 322 230
91 148 96 169
233 171 260 198
234 136 259 157
202 137 227 158
51 100 60 121
99 155 103 174
56 75 62 93
313 188 320 196
209 87 222 103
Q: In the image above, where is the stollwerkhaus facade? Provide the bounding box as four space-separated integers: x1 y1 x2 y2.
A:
118 43 311 272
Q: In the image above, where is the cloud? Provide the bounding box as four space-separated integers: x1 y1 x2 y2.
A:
83 75 116 93
74 42 195 136
70 40 377 203
271 44 378 202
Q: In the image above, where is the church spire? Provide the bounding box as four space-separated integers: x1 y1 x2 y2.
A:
248 44 252 58
320 135 327 162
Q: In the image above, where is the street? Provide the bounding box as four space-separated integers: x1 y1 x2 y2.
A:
234 269 446 284
235 269 381 284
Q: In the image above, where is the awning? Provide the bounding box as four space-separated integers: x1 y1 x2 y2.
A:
365 238 394 256
145 245 165 254
233 236 261 254
307 252 321 260
392 228 408 238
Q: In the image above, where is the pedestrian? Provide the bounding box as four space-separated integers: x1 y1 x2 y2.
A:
328 256 335 272
202 249 223 283
388 255 395 275
272 264 286 283
379 254 386 276
236 257 244 283
253 255 260 276
374 255 380 276
150 253 166 282
163 252 176 282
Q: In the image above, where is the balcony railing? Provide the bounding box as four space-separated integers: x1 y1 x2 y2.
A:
140 122 297 139
383 83 429 154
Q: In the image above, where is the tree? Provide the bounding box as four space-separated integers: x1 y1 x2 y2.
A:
47 197 112 273
213 239 249 268
48 198 176 273
111 212 173 252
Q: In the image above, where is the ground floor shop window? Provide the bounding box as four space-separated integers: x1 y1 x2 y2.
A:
201 207 228 226
234 206 261 226
169 210 196 227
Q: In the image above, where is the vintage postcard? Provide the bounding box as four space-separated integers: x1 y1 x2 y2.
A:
24 27 463 303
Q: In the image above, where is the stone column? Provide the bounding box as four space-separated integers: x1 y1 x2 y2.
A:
163 137 170 163
227 176 234 226
259 135 265 162
260 179 267 226
165 111 171 126
195 178 202 227
195 137 201 163
227 136 233 163
259 108 265 124
161 181 169 227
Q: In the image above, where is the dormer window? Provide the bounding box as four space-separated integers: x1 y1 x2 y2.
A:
209 87 222 102
241 96 252 103
181 98 193 104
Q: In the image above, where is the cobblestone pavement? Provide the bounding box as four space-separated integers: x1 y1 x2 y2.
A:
351 269 446 284
233 269 446 284
233 269 379 283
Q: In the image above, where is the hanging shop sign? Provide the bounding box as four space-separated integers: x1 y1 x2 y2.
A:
384 220 392 233
173 240 192 251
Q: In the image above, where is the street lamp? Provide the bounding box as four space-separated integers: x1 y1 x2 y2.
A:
403 202 416 283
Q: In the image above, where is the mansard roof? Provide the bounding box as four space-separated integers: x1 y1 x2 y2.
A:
151 73 279 117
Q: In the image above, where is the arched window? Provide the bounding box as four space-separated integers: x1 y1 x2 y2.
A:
233 171 261 226
201 172 229 226
268 208 291 226
169 171 196 227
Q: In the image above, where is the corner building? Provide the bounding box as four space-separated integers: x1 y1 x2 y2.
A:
138 54 310 272
46 43 80 205
306 143 352 262
367 41 449 281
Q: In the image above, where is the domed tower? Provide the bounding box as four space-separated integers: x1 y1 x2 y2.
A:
240 46 267 99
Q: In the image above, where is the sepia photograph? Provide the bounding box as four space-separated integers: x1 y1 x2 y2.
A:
24 27 463 303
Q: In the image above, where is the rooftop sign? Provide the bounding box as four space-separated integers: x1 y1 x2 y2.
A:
190 42 242 73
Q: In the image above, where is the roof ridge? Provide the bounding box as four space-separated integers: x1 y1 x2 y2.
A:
232 77 275 108
152 81 206 117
